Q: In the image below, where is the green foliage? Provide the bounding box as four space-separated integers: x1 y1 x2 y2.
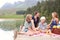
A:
26 0 60 22
16 20 24 30
16 10 26 15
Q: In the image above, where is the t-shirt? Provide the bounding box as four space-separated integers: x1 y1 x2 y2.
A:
23 21 32 32
38 22 47 30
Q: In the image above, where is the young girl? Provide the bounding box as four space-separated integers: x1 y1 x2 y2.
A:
18 14 36 35
48 12 59 30
14 14 35 40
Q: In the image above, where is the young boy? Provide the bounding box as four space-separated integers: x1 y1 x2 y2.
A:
36 16 51 34
38 16 47 33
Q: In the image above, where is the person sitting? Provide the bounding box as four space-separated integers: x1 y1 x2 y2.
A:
18 14 36 35
32 11 40 28
48 12 59 30
36 16 51 34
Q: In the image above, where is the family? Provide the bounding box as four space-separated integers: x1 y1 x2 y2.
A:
14 11 59 40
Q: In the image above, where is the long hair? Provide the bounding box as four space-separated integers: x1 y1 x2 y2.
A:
52 12 58 18
34 11 39 16
26 14 32 23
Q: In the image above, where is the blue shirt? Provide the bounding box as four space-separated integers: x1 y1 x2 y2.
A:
38 22 47 30
50 19 57 30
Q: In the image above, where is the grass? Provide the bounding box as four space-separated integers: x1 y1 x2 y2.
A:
0 15 24 19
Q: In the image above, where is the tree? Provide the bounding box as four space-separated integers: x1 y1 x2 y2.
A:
26 0 60 21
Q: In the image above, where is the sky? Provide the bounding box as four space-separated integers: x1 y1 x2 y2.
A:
0 0 25 8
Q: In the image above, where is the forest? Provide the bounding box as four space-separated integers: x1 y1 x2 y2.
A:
25 0 60 22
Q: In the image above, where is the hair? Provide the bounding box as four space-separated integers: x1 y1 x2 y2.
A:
34 11 39 16
26 14 32 23
52 12 58 18
40 16 46 20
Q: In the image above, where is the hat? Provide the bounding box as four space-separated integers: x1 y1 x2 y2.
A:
40 16 46 20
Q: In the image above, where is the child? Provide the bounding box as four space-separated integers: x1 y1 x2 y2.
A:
14 14 35 40
18 14 36 35
38 16 48 33
48 12 59 30
35 16 51 35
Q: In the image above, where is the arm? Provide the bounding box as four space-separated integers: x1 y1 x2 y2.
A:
49 19 52 26
31 20 36 31
36 23 40 31
47 19 53 28
55 18 59 24
36 26 40 31
20 25 23 32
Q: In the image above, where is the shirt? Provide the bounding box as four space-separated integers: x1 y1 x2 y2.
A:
23 21 32 32
38 22 47 30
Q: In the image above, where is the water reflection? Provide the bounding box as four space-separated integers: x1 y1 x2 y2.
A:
0 19 16 30
0 19 15 40
0 19 24 40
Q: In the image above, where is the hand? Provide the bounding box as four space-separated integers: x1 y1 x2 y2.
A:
33 28 36 31
47 25 50 29
36 28 39 31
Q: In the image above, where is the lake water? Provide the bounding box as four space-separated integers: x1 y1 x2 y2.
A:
0 19 16 40
0 28 14 40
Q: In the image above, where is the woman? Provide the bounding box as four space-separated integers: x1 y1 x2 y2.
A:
32 11 40 28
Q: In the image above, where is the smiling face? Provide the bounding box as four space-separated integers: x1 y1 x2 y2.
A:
52 12 58 18
36 13 40 17
34 11 40 18
26 14 32 23
41 19 46 24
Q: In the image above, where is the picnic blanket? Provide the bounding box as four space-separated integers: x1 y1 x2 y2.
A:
15 33 60 40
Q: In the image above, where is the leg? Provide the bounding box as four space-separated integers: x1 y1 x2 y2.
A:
14 30 18 40
17 32 26 35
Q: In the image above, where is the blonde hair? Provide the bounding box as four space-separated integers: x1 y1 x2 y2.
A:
40 16 46 20
52 12 58 18
26 14 32 22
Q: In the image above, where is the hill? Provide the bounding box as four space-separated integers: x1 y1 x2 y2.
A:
0 0 39 15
